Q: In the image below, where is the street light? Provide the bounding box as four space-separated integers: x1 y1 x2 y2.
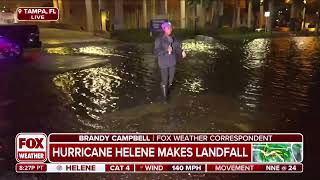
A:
264 12 270 17
265 11 270 32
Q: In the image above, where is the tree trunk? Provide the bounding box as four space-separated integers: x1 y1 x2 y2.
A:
232 0 237 28
267 0 274 32
236 0 241 27
259 0 264 29
210 1 216 23
289 0 296 31
197 0 205 28
211 0 218 28
194 3 198 33
248 0 252 28
317 10 320 34
290 0 295 19
301 5 306 30
180 0 186 28
218 0 224 28
142 0 147 28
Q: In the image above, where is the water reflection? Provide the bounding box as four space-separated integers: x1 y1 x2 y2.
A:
2 36 320 179
50 37 320 133
240 37 320 127
46 47 74 55
53 66 121 121
182 39 227 56
181 77 206 93
52 45 159 129
77 46 124 57
243 39 270 68
50 40 254 132
240 39 271 114
45 45 126 57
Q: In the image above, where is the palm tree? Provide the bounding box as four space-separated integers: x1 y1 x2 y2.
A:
187 0 202 32
248 0 253 28
208 0 224 28
232 0 238 28
259 0 264 29
267 0 274 32
187 0 223 29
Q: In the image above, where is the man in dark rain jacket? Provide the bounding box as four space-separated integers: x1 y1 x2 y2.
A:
154 22 187 102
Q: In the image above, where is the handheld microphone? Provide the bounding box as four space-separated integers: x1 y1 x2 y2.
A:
168 37 173 55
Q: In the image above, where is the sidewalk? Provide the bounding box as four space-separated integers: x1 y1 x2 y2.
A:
40 28 115 47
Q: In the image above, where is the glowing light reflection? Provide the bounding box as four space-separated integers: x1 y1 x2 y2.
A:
53 66 122 121
182 40 227 55
45 46 126 57
244 39 271 68
182 77 206 93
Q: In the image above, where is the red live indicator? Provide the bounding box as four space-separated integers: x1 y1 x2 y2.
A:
17 7 59 21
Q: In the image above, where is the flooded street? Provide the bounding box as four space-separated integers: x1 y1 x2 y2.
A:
0 37 319 179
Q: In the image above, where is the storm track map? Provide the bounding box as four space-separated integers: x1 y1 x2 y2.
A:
252 143 303 163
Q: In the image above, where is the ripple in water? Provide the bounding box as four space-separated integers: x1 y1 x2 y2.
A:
53 65 122 122
51 37 320 133
182 39 227 56
45 45 127 58
240 37 320 124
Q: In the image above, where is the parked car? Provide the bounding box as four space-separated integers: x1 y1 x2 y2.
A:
0 7 41 59
1 7 42 48
0 24 42 48
305 24 316 32
0 35 23 59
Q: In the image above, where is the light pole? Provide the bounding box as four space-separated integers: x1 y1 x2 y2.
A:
301 0 307 30
265 11 270 32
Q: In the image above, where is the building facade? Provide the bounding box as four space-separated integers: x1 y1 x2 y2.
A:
0 0 255 32
2 0 310 33
2 0 220 32
52 0 192 32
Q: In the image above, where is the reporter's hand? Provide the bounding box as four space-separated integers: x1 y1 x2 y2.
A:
168 46 173 54
182 51 187 59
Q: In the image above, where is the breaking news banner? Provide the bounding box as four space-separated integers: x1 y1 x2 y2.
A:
16 7 59 21
15 133 303 173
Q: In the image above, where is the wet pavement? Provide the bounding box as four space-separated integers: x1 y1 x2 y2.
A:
0 37 319 179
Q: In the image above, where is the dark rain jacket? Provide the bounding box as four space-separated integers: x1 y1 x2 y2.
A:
154 33 183 68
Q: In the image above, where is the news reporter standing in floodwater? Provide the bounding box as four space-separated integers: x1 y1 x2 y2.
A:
154 22 187 102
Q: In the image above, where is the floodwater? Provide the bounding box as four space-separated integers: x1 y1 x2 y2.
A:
0 37 319 179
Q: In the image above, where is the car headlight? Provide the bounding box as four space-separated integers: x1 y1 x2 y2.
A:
28 33 38 43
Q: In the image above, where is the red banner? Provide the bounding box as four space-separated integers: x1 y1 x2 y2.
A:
17 7 59 21
48 143 252 162
15 133 304 174
49 133 303 143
